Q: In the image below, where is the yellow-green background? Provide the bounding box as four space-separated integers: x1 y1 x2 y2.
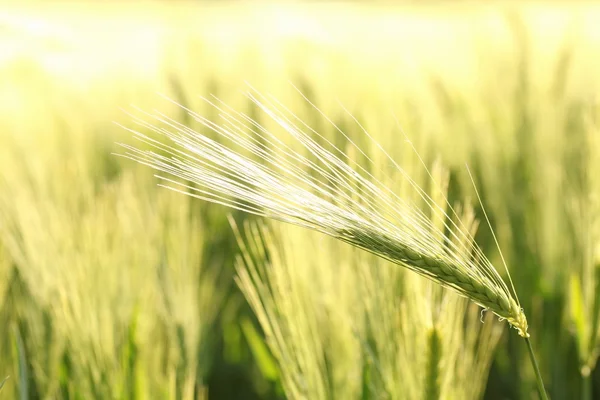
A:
1 1 599 399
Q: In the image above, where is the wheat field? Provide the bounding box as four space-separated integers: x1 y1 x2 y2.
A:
1 1 600 399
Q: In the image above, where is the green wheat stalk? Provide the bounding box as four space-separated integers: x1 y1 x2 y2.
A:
117 88 546 398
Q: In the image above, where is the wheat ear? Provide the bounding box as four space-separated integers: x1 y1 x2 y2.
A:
117 89 529 338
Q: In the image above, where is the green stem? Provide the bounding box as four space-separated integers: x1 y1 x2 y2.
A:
582 371 591 400
525 338 549 400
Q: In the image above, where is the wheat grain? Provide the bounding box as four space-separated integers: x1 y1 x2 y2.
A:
118 89 529 337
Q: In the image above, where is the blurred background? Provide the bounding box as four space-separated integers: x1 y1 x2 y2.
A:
1 1 600 399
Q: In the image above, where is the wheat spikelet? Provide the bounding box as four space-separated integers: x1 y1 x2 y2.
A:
117 88 529 337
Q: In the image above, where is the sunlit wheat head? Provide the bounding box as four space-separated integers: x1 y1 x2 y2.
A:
118 87 528 337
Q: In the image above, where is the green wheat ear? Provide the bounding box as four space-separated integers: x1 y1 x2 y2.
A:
117 88 528 338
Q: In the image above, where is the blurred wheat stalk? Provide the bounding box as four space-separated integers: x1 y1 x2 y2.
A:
567 114 600 397
0 151 224 398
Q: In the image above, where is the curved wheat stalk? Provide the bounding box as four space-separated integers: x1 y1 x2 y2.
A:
117 89 529 338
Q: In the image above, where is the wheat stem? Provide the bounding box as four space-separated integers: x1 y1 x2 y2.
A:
582 373 591 400
525 338 549 400
424 329 442 400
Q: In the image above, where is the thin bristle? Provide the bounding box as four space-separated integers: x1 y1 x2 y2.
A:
118 89 529 337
